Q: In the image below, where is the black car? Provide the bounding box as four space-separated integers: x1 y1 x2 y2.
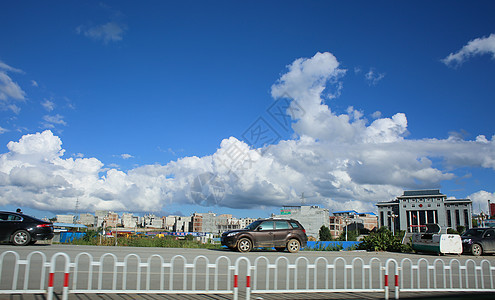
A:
0 211 54 246
221 218 308 253
461 228 495 256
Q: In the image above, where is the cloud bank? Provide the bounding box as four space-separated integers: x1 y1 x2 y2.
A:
0 52 494 214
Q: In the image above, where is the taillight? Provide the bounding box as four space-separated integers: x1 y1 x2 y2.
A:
37 224 52 228
302 229 306 233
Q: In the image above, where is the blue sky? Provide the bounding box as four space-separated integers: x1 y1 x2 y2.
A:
0 1 494 219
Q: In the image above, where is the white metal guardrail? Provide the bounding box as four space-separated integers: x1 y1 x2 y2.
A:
1 251 494 300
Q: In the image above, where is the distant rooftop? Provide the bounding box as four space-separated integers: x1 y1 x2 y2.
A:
401 189 444 197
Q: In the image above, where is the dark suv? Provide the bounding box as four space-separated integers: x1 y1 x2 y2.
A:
461 228 495 256
221 218 308 253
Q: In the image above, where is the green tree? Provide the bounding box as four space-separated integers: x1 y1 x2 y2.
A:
338 229 358 241
319 225 332 241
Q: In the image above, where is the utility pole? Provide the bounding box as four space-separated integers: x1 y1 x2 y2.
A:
301 192 305 205
74 198 79 224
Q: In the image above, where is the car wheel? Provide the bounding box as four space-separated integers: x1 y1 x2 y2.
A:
275 247 286 252
237 238 252 253
471 243 483 256
287 239 300 253
12 230 31 246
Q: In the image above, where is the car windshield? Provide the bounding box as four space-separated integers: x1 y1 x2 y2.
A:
244 220 263 230
462 229 485 237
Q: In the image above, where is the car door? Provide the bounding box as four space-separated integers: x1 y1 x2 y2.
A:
252 221 274 247
0 213 10 240
482 229 495 252
0 213 22 241
273 221 291 247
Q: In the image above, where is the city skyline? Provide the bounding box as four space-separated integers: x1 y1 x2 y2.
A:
0 1 494 219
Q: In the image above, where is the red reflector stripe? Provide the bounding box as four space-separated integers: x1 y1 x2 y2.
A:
48 273 54 287
395 274 399 287
234 275 238 288
246 275 251 288
64 273 70 287
384 274 389 287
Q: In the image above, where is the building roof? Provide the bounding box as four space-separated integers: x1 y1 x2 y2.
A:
53 223 88 229
333 210 358 215
401 189 444 197
359 212 377 216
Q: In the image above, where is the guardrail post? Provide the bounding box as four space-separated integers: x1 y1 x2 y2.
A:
47 252 70 300
234 257 251 300
384 259 399 300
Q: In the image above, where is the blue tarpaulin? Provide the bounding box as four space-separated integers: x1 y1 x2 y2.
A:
60 232 86 243
304 241 361 250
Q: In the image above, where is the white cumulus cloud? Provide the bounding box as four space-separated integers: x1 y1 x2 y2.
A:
0 52 494 214
442 33 495 67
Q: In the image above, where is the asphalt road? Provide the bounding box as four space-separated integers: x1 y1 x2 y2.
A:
1 244 494 299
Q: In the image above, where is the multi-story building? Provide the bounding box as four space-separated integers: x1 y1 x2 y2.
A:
329 215 345 238
141 214 163 229
105 212 120 228
95 210 109 228
174 216 192 232
79 213 97 227
328 211 378 239
377 189 472 233
192 213 203 232
216 214 241 233
272 205 330 238
56 214 75 224
199 213 217 233
122 213 138 228
163 216 177 231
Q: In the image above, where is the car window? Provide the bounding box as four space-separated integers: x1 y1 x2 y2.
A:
290 222 300 229
275 221 290 230
7 214 22 221
484 230 495 238
245 220 262 230
258 221 273 231
0 213 8 221
463 229 484 237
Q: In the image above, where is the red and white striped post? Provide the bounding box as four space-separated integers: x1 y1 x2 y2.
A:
47 252 70 300
384 259 399 300
233 257 251 300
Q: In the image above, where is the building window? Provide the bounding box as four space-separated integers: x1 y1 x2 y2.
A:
380 211 384 227
455 210 460 227
464 210 469 228
447 210 452 228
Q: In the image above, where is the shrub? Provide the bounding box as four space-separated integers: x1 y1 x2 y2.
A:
358 227 410 252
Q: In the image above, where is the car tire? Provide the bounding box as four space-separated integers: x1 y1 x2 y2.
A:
287 239 300 253
275 247 286 252
237 238 252 253
12 230 31 246
471 243 483 256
